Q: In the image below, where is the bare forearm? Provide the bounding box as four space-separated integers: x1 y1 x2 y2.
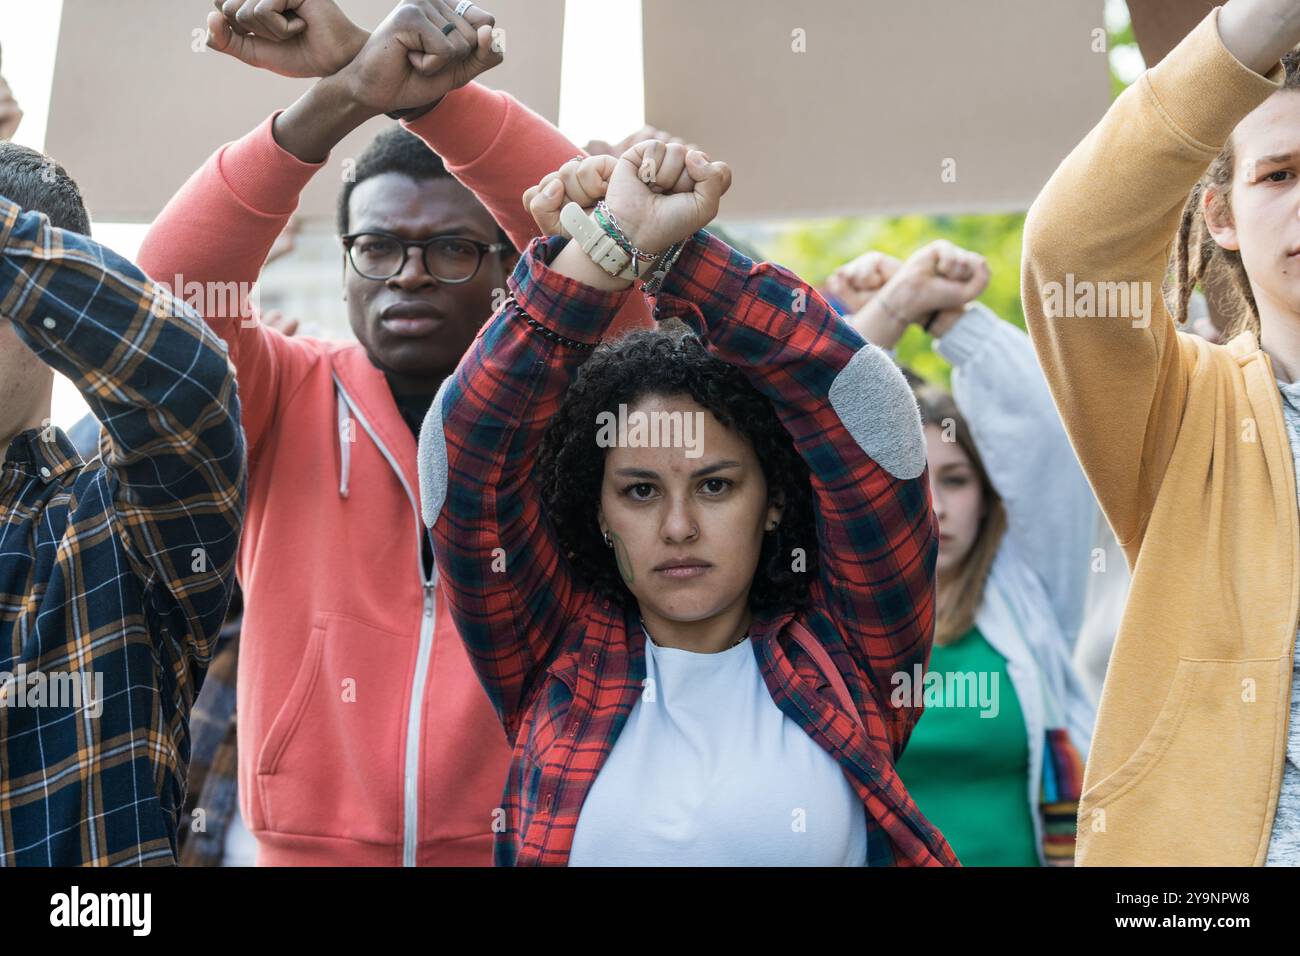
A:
1218 0 1300 74
850 297 909 349
551 241 635 292
272 76 377 163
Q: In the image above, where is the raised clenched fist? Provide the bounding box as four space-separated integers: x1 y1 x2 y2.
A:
827 251 903 314
523 155 618 237
886 240 990 318
0 43 22 141
206 0 369 78
600 140 733 256
334 1 501 118
843 241 989 349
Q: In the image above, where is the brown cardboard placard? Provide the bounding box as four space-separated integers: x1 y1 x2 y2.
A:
641 0 1110 219
46 0 564 223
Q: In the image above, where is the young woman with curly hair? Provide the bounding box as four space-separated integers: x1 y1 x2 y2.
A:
418 142 957 866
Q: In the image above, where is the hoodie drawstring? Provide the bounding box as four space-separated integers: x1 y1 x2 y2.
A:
336 383 352 499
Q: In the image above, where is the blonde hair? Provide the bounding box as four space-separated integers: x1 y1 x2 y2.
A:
914 384 1007 646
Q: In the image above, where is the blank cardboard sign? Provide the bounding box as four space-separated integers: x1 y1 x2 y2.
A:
642 0 1110 219
46 0 563 224
1126 0 1216 65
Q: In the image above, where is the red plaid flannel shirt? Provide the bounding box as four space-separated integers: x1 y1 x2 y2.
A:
429 229 957 866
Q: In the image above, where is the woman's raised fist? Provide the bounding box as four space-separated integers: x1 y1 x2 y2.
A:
601 140 732 255
523 155 618 237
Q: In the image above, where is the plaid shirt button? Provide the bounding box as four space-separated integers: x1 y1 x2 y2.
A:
39 467 51 479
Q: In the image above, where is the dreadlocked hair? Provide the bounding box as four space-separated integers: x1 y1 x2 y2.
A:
1168 48 1300 340
536 323 818 613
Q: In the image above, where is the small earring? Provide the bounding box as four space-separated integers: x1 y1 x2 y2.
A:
603 531 613 548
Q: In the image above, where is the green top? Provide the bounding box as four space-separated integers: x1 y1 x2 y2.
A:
893 625 1040 866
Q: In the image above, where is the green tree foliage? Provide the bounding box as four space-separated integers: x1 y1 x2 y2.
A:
1109 18 1140 98
759 213 1025 388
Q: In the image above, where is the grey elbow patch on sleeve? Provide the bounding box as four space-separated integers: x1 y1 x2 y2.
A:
418 375 454 528
828 343 927 480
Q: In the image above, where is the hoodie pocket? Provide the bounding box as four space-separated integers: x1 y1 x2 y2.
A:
1077 656 1284 865
255 612 412 844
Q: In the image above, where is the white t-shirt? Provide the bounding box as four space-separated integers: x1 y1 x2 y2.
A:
568 630 868 866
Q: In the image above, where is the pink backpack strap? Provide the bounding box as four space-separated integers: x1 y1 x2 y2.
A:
786 620 864 729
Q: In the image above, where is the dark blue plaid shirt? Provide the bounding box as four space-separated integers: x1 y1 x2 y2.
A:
0 197 245 865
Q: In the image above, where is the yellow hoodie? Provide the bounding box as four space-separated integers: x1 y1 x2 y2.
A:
1022 8 1290 865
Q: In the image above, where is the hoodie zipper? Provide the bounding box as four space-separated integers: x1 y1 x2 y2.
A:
334 375 435 868
404 578 437 866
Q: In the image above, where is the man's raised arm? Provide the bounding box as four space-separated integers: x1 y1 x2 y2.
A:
199 0 649 331
138 0 503 450
0 196 244 657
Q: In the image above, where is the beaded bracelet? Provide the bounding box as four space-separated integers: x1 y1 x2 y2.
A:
505 293 596 352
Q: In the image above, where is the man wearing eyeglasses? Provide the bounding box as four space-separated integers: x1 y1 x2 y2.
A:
135 0 644 867
334 126 516 433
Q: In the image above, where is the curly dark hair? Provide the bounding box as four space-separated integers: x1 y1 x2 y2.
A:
537 324 818 613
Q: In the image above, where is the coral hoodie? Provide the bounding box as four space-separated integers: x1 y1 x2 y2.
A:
136 83 649 865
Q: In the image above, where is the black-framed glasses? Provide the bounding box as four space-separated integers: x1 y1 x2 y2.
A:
341 231 510 283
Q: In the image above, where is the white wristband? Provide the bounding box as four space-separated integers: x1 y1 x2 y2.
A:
559 202 641 281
